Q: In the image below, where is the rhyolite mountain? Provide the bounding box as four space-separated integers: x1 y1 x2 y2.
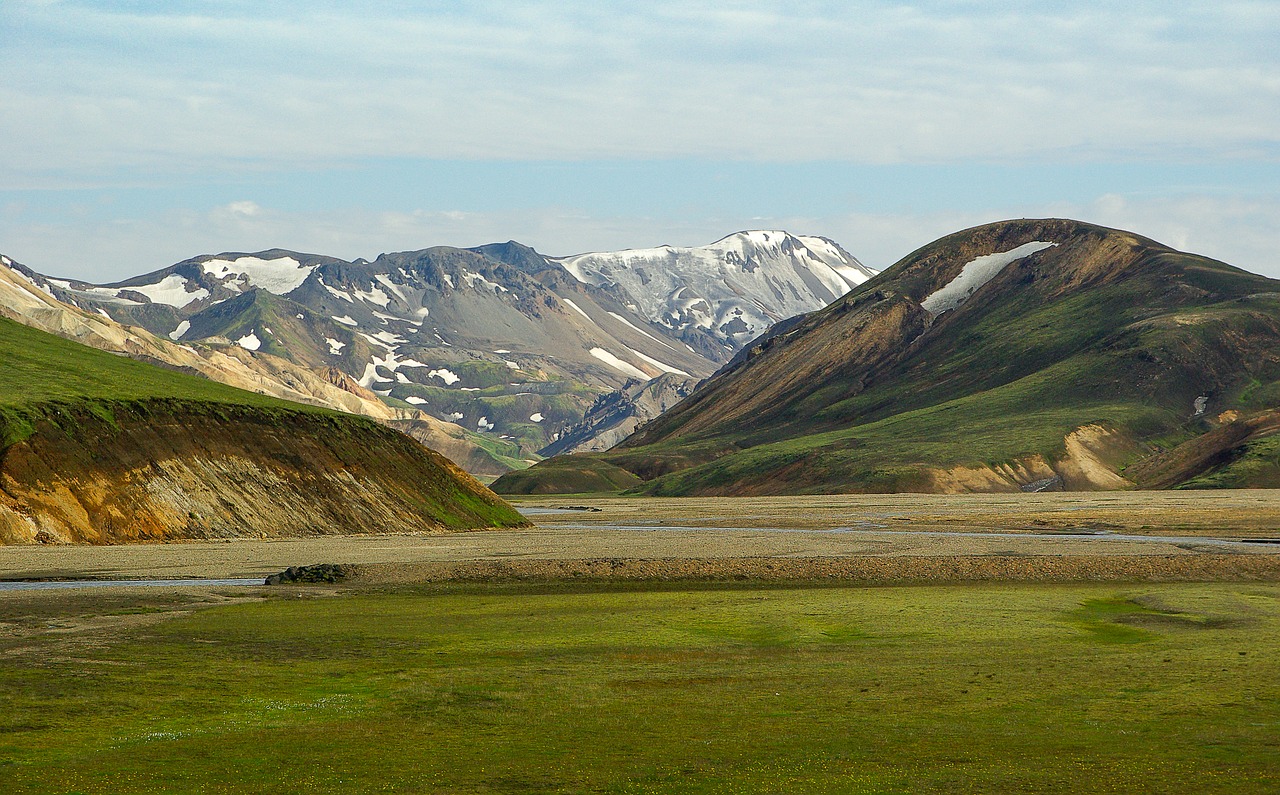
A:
0 314 527 545
0 253 525 476
15 233 874 463
494 218 1280 495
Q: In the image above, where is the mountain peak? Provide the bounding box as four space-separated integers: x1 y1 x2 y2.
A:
551 230 878 346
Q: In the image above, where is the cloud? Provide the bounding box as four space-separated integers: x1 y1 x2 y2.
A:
2 1 1277 179
220 200 261 218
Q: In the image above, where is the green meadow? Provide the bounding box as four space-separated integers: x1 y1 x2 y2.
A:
2 581 1278 793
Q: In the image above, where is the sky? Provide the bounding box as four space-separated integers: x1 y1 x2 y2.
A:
2 1 1278 282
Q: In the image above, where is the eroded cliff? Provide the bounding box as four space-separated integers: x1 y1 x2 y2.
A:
0 400 528 545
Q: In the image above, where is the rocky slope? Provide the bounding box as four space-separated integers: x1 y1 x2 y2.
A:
0 316 527 544
497 219 1280 495
12 232 871 461
538 373 700 457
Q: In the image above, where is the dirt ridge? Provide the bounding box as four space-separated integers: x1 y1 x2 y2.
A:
338 554 1280 585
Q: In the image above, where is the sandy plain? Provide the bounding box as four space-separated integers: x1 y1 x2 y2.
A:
1 490 1279 584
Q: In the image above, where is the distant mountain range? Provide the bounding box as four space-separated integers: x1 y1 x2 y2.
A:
495 218 1280 495
1 232 874 470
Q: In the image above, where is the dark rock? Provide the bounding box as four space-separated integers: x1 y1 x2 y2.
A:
266 563 350 585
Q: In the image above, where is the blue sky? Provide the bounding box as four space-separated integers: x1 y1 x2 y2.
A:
2 1 1278 281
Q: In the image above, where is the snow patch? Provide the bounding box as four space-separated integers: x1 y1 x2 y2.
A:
405 396 427 405
368 330 407 346
169 320 191 341
462 270 508 293
607 311 678 350
505 360 519 369
1193 395 1209 417
326 338 346 355
477 416 495 431
374 274 408 303
359 333 395 352
322 280 354 302
529 413 544 423
357 361 393 389
332 315 358 326
353 285 391 308
589 347 649 380
236 332 261 351
429 368 460 385
921 242 1057 315
125 274 209 308
627 346 689 376
202 255 315 294
562 298 594 323
448 412 464 420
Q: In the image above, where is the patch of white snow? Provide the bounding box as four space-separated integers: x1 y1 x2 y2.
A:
201 255 315 294
562 298 594 322
169 320 191 341
332 315 358 326
627 347 689 376
125 274 209 308
236 332 262 351
374 274 408 302
429 368 460 385
529 413 544 423
921 242 1057 315
589 347 649 380
607 311 679 350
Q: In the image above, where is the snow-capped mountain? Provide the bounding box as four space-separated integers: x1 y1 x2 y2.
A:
553 231 877 348
8 231 872 466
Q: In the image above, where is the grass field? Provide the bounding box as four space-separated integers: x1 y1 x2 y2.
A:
3 580 1279 793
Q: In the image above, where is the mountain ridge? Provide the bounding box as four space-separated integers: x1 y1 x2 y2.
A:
10 231 872 465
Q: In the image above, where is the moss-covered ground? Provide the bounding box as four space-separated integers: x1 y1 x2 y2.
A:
2 580 1278 793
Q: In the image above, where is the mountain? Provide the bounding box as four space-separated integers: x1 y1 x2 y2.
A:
17 232 872 464
0 253 524 477
494 219 1280 495
537 373 700 457
552 231 875 350
0 313 527 545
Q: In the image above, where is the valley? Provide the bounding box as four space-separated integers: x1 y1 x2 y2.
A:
4 491 1280 582
2 539 1278 793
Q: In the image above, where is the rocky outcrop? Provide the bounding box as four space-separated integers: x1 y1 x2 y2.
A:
0 400 528 545
539 374 700 456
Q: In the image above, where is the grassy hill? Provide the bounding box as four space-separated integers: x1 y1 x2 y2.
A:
496 219 1280 495
0 316 527 542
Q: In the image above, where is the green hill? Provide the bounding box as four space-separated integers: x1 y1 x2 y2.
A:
0 316 527 543
495 219 1280 495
